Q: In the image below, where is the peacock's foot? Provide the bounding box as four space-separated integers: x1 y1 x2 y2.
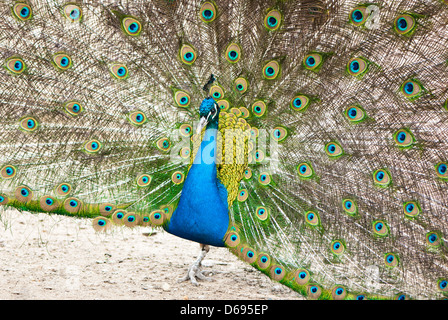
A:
178 243 214 286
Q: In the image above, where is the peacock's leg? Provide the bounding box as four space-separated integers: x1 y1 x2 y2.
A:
178 243 214 286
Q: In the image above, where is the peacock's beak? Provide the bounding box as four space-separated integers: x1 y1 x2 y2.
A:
197 116 208 134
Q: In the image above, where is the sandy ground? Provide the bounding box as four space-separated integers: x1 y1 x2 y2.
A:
0 208 303 300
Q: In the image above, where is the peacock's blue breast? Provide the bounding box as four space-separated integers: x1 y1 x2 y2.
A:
165 129 230 247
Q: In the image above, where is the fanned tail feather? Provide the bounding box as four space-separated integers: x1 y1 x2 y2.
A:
0 0 447 300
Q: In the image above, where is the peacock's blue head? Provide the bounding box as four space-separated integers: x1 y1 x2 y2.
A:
197 97 220 133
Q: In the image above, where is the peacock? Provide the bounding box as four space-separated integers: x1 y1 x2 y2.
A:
0 0 447 301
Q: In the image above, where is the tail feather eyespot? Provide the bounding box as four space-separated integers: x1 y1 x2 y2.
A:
263 60 280 80
53 53 72 70
226 43 241 63
110 64 129 79
1 165 17 179
40 195 59 212
122 17 142 36
180 44 197 65
15 185 33 203
294 269 310 285
6 57 26 74
13 2 32 21
93 217 111 232
64 197 83 213
264 9 281 31
63 4 82 22
99 203 116 216
199 2 217 23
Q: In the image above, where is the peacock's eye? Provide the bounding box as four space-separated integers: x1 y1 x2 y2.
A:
401 80 422 100
13 2 32 21
233 77 248 94
255 206 269 221
1 165 17 179
264 9 281 31
325 141 343 157
344 105 366 123
110 64 128 80
137 174 151 186
438 279 448 292
373 220 389 236
394 14 416 35
426 231 441 247
258 172 271 185
40 195 58 211
305 210 319 226
303 53 323 71
331 240 345 255
294 269 310 285
84 139 102 153
180 44 197 64
122 17 142 36
209 85 224 100
331 286 347 300
56 183 72 196
263 60 280 80
225 231 240 247
174 90 191 108
64 4 82 22
347 57 368 77
53 53 72 70
373 169 391 187
349 6 372 26
225 43 241 63
290 95 310 112
65 101 83 116
156 137 171 152
436 162 448 179
15 185 33 203
342 198 357 215
179 124 193 137
385 253 399 267
297 163 313 178
252 101 267 117
171 171 185 184
271 127 287 142
394 128 414 148
20 117 38 132
64 197 83 213
6 57 26 74
199 2 217 23
307 285 322 298
128 111 147 126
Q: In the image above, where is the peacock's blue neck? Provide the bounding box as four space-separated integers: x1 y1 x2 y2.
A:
166 125 229 247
